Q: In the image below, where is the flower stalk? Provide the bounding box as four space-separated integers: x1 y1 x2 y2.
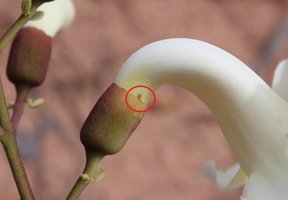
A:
1 134 34 200
0 14 30 52
0 0 75 199
0 78 34 199
11 86 30 131
0 0 42 53
67 83 147 199
66 149 104 200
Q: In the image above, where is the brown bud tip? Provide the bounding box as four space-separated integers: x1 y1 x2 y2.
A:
81 83 147 155
6 27 52 89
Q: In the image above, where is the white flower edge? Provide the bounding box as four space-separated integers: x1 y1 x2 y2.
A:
272 58 288 102
24 0 75 37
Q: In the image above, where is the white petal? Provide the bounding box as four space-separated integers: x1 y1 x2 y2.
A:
241 170 288 200
24 0 75 37
242 171 273 200
115 39 288 176
201 161 247 190
272 58 288 101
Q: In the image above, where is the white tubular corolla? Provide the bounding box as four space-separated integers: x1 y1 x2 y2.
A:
24 0 75 37
115 38 288 200
272 59 288 101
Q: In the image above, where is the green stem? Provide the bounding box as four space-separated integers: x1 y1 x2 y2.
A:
0 80 7 139
1 134 34 200
0 14 29 52
11 86 30 132
0 0 44 52
66 149 104 200
0 2 48 199
0 78 34 199
0 78 12 132
0 126 5 140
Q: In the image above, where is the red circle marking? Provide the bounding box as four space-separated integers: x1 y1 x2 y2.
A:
125 85 156 113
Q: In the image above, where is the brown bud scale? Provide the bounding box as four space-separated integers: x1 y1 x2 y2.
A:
81 83 147 155
7 27 52 88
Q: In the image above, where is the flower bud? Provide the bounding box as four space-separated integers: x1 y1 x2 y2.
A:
81 83 147 155
21 0 32 17
6 0 75 89
6 27 52 89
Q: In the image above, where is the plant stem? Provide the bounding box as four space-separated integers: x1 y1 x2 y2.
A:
0 3 48 199
0 0 46 52
1 134 34 200
0 14 29 52
66 149 104 200
0 78 12 132
11 86 30 132
0 126 5 140
0 79 34 199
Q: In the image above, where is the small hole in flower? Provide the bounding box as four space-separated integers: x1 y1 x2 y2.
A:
137 94 142 99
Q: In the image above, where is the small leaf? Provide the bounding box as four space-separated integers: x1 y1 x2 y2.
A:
91 168 105 182
30 11 44 21
7 101 14 109
26 98 33 108
30 98 44 108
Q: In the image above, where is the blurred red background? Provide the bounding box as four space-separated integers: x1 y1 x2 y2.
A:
1 0 288 199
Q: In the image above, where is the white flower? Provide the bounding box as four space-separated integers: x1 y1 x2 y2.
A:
24 0 75 37
272 58 288 101
114 38 288 200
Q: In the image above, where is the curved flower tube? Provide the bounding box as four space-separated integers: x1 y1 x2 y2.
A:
200 58 288 195
114 38 288 200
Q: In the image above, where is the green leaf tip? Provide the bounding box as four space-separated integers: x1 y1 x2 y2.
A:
7 101 15 109
7 98 44 109
30 11 44 21
28 98 44 108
